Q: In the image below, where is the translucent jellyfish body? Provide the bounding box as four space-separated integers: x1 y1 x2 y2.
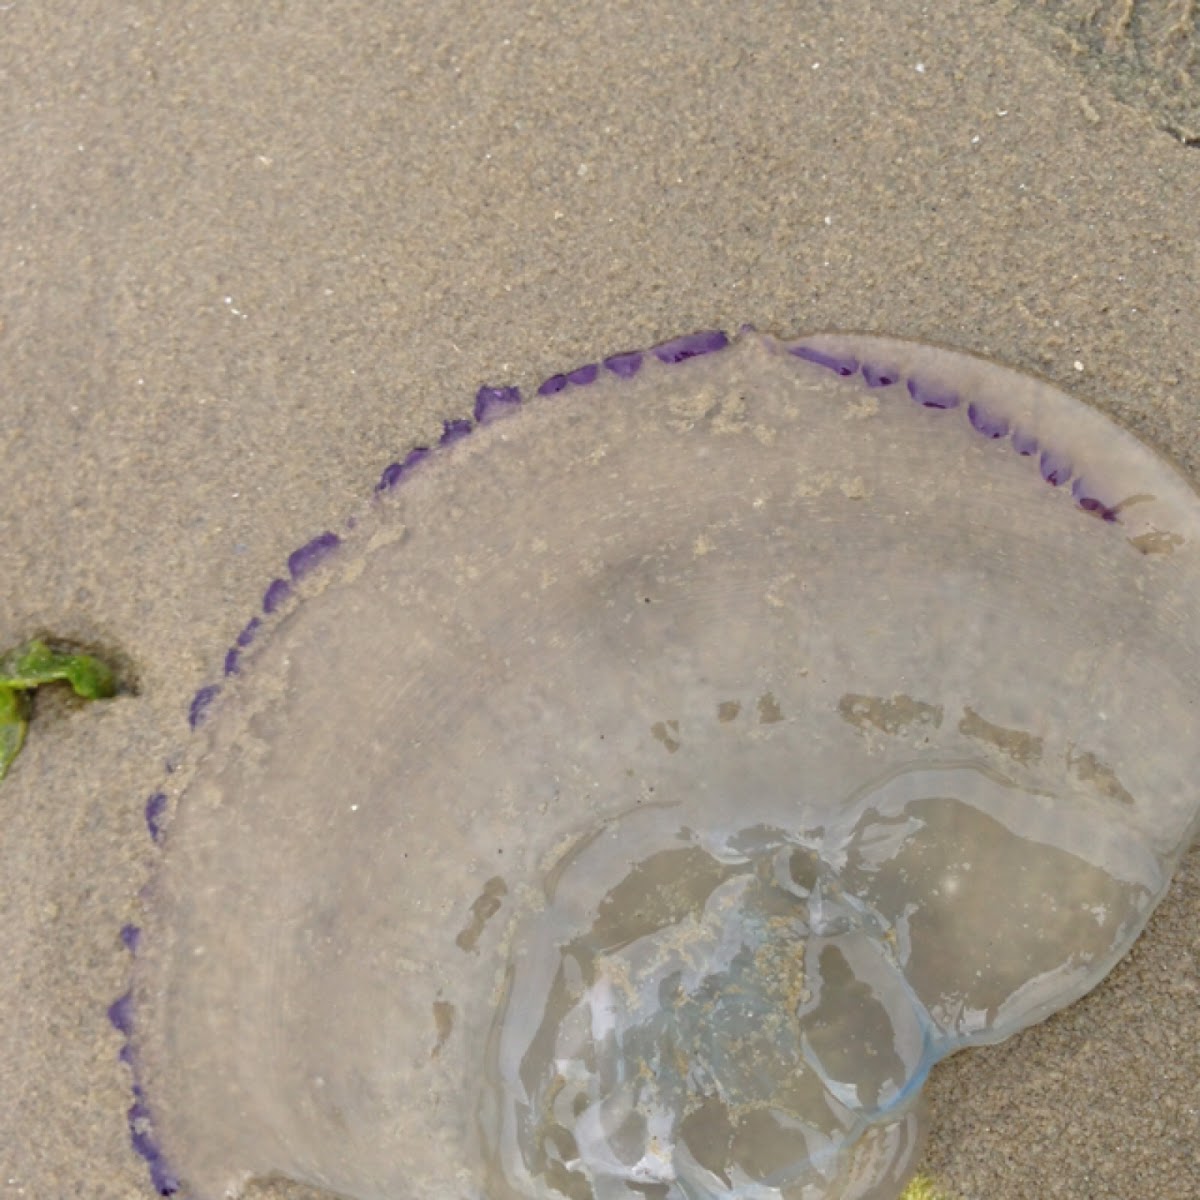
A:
122 330 1200 1200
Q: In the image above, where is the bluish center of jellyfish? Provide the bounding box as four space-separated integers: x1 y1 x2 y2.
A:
481 825 933 1200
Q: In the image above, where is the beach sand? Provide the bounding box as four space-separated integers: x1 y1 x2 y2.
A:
1 2 1196 1197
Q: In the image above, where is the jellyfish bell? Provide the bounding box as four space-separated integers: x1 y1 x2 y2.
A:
120 329 1200 1200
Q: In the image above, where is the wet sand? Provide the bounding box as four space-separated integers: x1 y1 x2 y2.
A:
1 2 1197 1198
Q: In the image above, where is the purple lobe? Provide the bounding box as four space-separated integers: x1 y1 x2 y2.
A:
149 1158 181 1195
1011 430 1038 456
288 532 341 581
125 1103 180 1196
121 924 141 953
567 363 599 386
1040 448 1072 486
376 446 431 493
861 362 899 388
262 578 292 614
144 792 167 843
906 377 960 409
791 345 860 377
1072 478 1119 522
440 419 472 445
537 374 568 396
967 402 1010 439
474 385 522 424
236 617 261 648
108 992 134 1035
223 647 241 677
188 684 219 729
653 330 729 364
376 462 402 491
1077 497 1119 521
603 350 643 379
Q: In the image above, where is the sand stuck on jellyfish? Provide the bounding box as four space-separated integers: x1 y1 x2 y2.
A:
111 327 1200 1200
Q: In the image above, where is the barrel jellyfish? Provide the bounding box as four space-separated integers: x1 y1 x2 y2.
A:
113 329 1200 1200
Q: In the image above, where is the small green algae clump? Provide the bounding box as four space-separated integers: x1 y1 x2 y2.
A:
0 638 117 780
900 1174 955 1200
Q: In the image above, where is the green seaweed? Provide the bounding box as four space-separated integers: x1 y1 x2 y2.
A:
0 639 117 780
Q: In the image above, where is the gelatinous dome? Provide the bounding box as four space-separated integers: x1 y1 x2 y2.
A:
123 330 1200 1200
